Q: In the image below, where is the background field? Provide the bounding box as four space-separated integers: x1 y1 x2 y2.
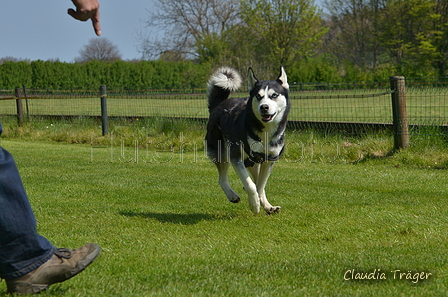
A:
0 140 447 296
2 86 448 127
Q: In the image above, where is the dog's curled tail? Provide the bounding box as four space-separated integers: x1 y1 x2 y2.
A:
207 67 242 113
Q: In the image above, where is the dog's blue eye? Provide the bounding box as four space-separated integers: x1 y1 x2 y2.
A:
255 94 262 100
271 93 278 99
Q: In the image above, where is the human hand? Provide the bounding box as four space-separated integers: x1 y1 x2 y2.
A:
68 0 101 36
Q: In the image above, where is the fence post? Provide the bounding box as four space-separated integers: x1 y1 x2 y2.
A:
15 88 24 126
390 76 409 150
23 85 30 121
100 85 108 136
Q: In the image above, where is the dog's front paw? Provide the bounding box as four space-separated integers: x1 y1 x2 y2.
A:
227 194 241 203
265 206 281 215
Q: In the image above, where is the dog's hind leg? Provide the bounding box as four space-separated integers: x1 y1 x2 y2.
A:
257 162 281 214
247 163 260 182
231 160 260 214
216 162 240 203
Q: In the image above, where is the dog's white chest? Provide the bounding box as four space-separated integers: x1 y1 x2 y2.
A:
247 134 283 158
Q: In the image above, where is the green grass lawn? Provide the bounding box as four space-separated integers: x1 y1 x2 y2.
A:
0 139 447 296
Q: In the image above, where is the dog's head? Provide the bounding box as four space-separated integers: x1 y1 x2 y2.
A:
248 67 289 124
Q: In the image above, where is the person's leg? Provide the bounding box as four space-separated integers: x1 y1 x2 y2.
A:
0 146 56 280
0 122 100 294
0 144 100 294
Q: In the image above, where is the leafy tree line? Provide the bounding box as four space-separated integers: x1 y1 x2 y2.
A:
141 0 448 79
323 0 448 78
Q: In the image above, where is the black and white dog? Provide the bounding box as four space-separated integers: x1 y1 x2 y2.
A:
206 67 290 214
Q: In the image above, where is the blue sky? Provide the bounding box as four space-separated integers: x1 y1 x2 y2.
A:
0 0 324 62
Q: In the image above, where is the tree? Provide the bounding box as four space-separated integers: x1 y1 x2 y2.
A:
376 0 441 75
433 0 448 76
239 0 327 73
323 0 385 69
139 0 240 61
75 38 122 63
0 56 21 64
322 0 444 77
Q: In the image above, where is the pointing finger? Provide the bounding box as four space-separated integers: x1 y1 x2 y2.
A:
91 12 101 36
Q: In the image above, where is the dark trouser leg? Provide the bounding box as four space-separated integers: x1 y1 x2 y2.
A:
0 147 55 279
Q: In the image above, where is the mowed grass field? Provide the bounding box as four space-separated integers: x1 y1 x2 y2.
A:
0 139 447 296
1 87 448 125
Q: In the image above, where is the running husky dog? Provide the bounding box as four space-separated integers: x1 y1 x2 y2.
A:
206 67 290 214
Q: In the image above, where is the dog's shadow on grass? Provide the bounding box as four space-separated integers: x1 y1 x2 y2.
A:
119 210 234 225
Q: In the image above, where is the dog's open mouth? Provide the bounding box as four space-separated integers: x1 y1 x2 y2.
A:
261 113 276 122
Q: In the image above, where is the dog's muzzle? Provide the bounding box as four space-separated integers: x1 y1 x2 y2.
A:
260 104 276 122
261 112 276 122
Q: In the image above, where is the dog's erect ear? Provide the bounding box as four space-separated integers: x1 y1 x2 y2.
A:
247 67 259 92
277 66 289 90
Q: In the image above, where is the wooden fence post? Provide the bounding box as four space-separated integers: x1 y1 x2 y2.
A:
15 88 24 126
100 85 108 135
23 85 30 121
390 76 409 150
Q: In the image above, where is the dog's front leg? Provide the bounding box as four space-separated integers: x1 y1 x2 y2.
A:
231 160 260 214
257 161 281 214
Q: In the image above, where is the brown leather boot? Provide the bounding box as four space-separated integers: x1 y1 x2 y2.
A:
6 243 100 295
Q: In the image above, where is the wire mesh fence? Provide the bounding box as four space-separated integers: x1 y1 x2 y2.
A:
288 85 394 134
1 78 448 136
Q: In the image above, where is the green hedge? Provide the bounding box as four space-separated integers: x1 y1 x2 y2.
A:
0 60 212 89
1 56 421 90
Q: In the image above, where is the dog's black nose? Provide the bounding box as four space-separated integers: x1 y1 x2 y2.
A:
260 104 269 112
